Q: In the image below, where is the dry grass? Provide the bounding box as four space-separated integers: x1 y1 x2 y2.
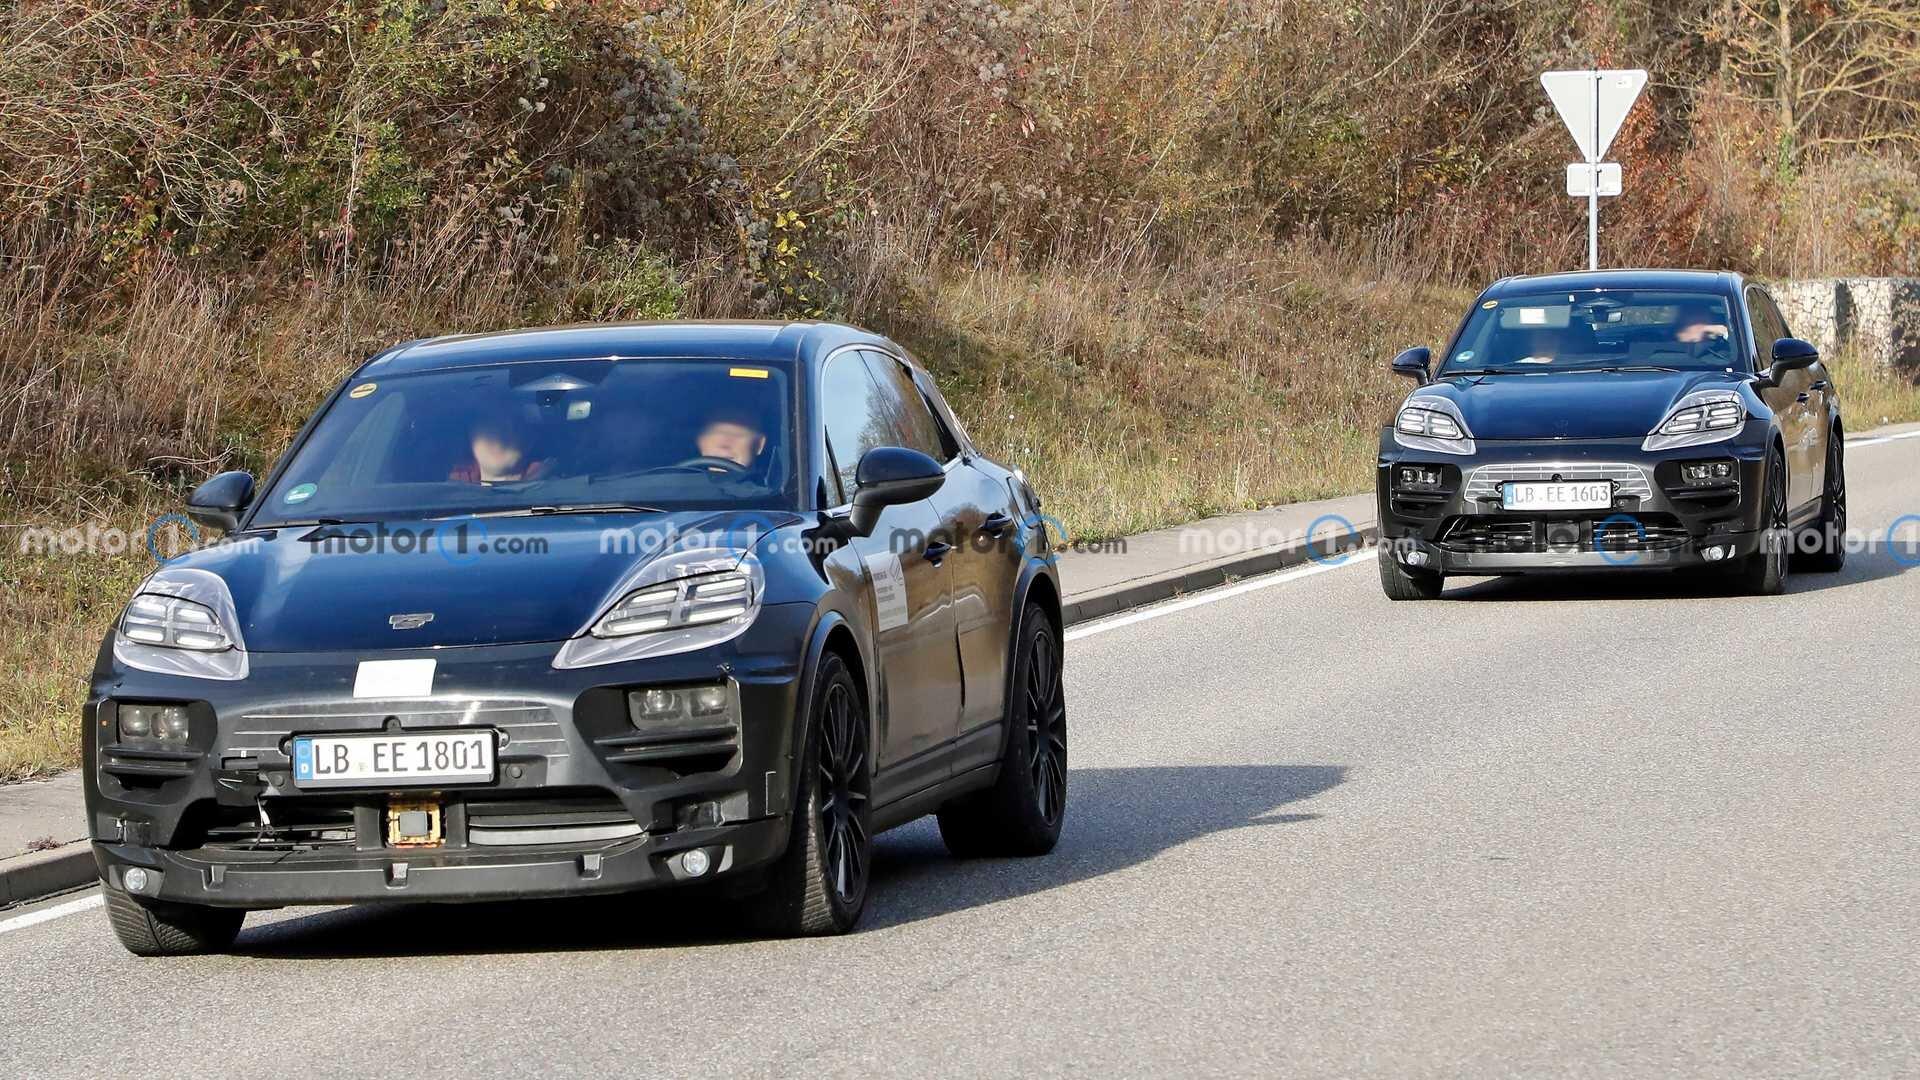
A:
1827 347 1920 433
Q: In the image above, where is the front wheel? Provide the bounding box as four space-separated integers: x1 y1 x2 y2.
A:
1725 447 1790 595
937 603 1066 858
749 652 871 936
103 886 243 956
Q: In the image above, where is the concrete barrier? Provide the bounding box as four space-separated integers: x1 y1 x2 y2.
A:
1773 278 1920 378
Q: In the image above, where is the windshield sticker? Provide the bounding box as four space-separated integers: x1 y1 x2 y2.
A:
1517 356 1553 364
566 400 592 421
1517 307 1548 325
1456 350 1474 361
729 367 770 379
1481 300 1498 309
284 483 317 504
349 382 378 399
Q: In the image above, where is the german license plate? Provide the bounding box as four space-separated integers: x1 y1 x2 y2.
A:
291 730 495 789
1501 480 1613 511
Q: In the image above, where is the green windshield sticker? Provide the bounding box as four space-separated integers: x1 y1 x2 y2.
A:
284 483 317 504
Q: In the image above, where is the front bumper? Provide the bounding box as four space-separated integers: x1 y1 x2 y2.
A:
83 603 817 908
1375 426 1772 575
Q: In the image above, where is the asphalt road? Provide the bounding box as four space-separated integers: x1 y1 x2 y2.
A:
5 434 1919 1078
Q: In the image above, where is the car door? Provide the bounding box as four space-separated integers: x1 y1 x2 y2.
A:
818 348 961 794
1757 286 1832 511
863 351 1021 771
1746 286 1821 510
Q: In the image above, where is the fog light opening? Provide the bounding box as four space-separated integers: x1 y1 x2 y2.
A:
1404 549 1432 568
123 867 150 893
680 848 712 877
1703 545 1727 562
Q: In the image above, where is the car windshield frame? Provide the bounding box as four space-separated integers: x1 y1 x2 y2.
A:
1437 288 1751 378
246 355 804 528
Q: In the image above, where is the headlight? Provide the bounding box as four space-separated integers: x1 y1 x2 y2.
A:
554 548 764 669
113 568 248 681
1393 397 1476 456
1644 391 1747 451
121 595 231 651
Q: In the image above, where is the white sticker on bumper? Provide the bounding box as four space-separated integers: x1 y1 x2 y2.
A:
352 658 437 699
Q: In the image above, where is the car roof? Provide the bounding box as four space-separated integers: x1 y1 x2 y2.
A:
1483 269 1743 298
358 320 892 376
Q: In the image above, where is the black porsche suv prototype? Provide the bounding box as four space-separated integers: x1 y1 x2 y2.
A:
1376 270 1847 598
85 321 1068 954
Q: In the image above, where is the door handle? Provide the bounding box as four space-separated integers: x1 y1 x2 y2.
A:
1796 392 1811 403
922 540 952 565
1810 379 1828 391
980 512 1013 538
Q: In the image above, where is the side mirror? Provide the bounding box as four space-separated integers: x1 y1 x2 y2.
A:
186 471 255 533
1759 337 1819 386
1390 346 1432 384
848 447 945 537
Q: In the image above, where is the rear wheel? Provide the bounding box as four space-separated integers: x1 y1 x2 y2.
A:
937 603 1066 858
750 653 871 936
103 886 243 957
1726 447 1790 595
1378 547 1444 600
1797 429 1847 572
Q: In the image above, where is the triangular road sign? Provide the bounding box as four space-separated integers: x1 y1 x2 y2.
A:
1541 69 1647 162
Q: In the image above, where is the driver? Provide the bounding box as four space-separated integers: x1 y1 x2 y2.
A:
694 408 766 469
450 414 548 483
1674 302 1730 344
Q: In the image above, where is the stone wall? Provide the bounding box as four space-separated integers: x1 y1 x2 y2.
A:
1772 278 1920 378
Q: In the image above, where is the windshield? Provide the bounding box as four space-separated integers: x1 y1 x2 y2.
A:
252 358 798 526
1439 290 1745 377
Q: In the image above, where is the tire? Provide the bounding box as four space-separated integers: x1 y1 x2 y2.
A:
1797 428 1847 572
1726 446 1790 596
936 603 1066 858
103 886 243 957
1378 546 1444 600
749 652 871 937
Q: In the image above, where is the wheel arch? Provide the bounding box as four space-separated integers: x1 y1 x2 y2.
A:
789 607 872 816
994 560 1063 759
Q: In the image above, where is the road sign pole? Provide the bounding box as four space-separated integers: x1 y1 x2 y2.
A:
1544 68 1645 271
1587 73 1600 270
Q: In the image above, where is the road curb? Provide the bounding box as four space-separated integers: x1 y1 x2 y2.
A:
0 844 96 910
1061 526 1379 626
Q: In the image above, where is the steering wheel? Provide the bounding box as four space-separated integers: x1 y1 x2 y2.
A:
667 455 750 475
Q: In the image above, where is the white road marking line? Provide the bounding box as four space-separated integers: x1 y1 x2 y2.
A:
1066 548 1377 642
1846 429 1920 449
0 892 101 935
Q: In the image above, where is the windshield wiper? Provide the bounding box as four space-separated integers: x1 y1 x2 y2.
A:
1440 367 1522 377
479 503 668 518
263 517 373 529
1585 364 1682 373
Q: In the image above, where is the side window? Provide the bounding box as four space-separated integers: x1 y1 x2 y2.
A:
911 370 965 461
1745 287 1780 369
859 350 950 461
818 351 890 504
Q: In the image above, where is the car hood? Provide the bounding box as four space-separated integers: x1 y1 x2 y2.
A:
1416 369 1748 440
149 510 796 653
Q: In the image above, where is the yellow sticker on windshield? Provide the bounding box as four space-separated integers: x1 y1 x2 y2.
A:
349 382 378 399
1481 300 1498 309
729 367 770 379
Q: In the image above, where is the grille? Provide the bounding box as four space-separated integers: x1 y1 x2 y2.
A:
189 802 358 851
465 792 641 847
1462 462 1653 502
1440 515 1690 554
222 698 566 761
